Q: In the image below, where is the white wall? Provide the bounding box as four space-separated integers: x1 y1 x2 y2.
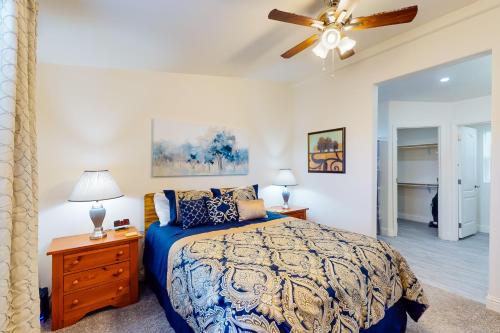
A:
291 0 500 312
397 128 439 146
37 64 293 290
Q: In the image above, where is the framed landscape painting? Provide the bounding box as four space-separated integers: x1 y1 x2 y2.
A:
152 119 249 177
308 127 346 174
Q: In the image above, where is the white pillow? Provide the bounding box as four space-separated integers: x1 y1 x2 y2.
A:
154 192 171 226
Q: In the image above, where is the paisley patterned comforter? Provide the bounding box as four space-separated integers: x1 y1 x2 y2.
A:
166 217 428 332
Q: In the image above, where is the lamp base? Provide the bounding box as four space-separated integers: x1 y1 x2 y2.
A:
89 202 107 240
90 227 107 240
282 186 290 209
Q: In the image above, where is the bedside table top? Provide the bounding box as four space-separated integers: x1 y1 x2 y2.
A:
268 206 309 214
47 227 142 255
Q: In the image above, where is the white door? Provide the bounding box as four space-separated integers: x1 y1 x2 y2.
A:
458 126 479 239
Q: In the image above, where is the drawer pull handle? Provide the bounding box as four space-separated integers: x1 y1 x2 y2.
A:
72 299 79 305
113 268 124 277
118 286 124 291
117 251 124 256
72 280 79 285
72 260 79 265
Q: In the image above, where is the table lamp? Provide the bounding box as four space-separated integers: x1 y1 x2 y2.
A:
273 168 298 209
69 170 123 240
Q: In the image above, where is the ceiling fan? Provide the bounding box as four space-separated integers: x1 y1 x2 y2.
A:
268 0 418 60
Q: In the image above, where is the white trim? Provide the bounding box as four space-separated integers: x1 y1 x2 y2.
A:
486 295 500 313
388 125 449 240
398 213 430 224
379 226 391 237
480 225 490 233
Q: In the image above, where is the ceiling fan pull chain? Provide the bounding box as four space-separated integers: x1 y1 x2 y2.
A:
330 51 336 77
322 58 327 72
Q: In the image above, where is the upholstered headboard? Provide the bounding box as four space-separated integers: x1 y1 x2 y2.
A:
144 193 159 232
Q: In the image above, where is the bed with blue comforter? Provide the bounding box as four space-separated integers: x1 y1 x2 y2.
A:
144 212 428 333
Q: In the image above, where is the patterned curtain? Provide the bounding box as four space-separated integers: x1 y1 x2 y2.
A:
0 0 40 331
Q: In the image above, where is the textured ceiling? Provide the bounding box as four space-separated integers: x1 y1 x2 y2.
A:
38 0 480 82
379 53 492 102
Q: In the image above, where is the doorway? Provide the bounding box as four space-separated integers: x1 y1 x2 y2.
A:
458 122 491 239
397 127 440 238
376 53 492 303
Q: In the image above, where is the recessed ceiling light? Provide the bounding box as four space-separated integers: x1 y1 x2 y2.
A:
440 77 450 83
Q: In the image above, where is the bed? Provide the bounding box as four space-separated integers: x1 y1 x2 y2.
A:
143 193 428 332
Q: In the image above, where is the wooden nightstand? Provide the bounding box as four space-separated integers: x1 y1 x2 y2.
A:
268 206 309 220
47 228 142 330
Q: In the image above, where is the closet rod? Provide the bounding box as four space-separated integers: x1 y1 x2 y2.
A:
397 144 438 149
397 182 439 188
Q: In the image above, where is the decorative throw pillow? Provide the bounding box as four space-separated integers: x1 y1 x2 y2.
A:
153 192 171 227
206 193 239 225
179 198 210 229
211 184 258 201
236 199 268 221
164 189 213 226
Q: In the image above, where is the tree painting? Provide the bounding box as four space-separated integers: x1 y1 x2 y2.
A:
308 128 345 174
152 120 249 177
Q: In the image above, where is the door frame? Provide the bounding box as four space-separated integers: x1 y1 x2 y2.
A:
388 125 444 238
453 121 491 239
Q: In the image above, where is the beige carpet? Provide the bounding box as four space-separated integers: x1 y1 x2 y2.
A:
42 284 500 333
407 284 500 333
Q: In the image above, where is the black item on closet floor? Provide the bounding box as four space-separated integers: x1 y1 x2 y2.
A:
39 287 50 322
429 193 438 228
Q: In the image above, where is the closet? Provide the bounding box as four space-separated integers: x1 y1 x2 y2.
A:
397 128 439 228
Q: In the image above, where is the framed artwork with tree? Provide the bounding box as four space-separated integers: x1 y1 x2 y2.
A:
308 128 346 174
152 119 249 177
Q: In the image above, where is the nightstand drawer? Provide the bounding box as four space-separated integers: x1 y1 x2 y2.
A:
48 229 141 330
63 261 130 293
63 278 130 313
63 244 129 273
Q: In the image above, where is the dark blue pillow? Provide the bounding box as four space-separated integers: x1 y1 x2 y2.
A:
163 189 213 226
210 184 258 200
179 198 209 229
206 193 239 225
163 190 177 224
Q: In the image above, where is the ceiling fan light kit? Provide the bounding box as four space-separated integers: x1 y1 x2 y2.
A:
313 42 329 59
268 0 418 64
338 36 356 55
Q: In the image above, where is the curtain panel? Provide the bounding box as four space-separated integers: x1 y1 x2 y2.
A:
0 0 39 332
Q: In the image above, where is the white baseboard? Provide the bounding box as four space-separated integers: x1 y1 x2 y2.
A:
479 224 490 233
487 295 500 313
378 226 392 237
398 212 430 224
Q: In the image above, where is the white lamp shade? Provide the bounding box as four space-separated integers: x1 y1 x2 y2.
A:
69 170 123 202
313 42 329 59
273 169 298 186
338 36 357 55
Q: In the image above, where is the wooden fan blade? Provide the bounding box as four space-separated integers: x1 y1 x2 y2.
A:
269 9 324 28
281 35 319 59
347 5 418 31
337 48 355 60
